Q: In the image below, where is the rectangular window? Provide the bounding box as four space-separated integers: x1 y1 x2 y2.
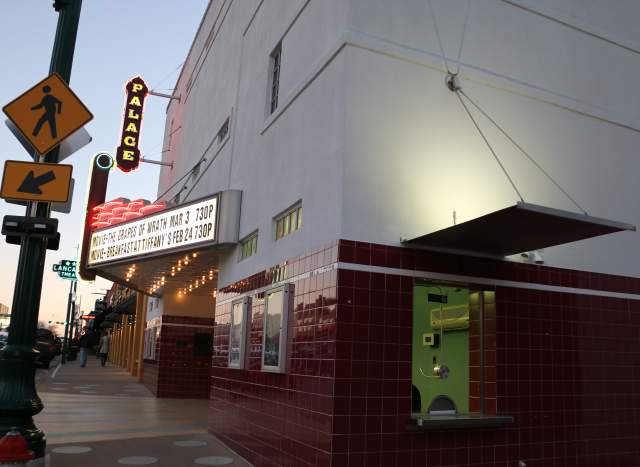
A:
143 327 159 360
261 284 290 373
275 204 302 241
412 284 496 419
269 43 282 114
239 231 258 261
217 117 229 143
229 298 249 369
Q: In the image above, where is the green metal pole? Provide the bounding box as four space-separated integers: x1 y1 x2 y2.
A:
69 280 78 346
0 0 82 458
61 280 74 364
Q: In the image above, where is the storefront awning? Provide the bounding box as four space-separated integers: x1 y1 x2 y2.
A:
402 202 635 257
113 293 136 315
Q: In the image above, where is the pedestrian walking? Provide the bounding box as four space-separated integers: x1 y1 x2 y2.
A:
98 331 110 367
78 327 91 368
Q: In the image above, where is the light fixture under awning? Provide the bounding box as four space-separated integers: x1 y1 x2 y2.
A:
402 202 636 257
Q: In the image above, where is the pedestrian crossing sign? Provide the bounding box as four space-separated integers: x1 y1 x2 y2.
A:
2 73 93 156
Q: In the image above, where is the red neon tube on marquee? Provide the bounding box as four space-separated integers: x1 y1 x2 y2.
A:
90 198 165 230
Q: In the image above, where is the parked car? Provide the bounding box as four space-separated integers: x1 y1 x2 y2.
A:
53 337 62 355
0 332 7 351
35 328 57 369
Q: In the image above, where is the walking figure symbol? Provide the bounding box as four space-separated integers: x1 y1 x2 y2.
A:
30 85 62 139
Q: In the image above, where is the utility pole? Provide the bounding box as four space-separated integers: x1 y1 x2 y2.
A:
0 0 82 458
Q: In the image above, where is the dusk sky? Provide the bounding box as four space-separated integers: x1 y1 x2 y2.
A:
0 2 208 331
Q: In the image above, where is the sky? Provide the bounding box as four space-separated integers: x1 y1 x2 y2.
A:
0 1 208 333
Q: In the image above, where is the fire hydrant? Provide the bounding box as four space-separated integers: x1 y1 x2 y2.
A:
0 428 35 466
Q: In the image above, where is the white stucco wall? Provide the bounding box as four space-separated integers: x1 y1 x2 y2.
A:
159 1 349 287
159 0 640 285
341 0 640 277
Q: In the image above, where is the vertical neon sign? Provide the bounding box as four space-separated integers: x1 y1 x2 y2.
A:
116 76 148 172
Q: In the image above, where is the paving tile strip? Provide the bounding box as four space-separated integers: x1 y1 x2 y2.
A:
35 358 250 466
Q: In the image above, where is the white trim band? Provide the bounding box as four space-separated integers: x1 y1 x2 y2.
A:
338 262 640 301
217 260 640 305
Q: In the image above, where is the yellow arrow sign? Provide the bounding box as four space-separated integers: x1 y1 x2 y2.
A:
2 73 93 156
1 160 73 203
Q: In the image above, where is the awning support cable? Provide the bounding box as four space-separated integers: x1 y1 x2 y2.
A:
427 0 452 73
453 0 471 76
452 84 525 203
429 0 523 204
182 152 216 202
154 155 206 203
458 89 589 215
427 0 588 215
427 0 472 75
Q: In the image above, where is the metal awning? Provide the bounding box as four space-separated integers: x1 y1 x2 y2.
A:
402 202 635 257
113 293 136 315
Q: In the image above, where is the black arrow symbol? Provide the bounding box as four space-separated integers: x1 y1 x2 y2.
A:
17 170 57 195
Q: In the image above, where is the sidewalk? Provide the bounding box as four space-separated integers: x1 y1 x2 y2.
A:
36 357 250 466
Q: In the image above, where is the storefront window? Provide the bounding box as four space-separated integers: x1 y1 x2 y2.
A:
229 298 249 369
262 285 290 373
143 327 159 360
412 284 490 416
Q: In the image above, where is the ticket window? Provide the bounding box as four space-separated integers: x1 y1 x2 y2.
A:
412 284 488 416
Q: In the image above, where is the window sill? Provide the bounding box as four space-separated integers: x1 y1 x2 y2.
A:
407 413 514 430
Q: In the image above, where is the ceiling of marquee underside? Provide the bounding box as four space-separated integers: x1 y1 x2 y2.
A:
91 246 221 297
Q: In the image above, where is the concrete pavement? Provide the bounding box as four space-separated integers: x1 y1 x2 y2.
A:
35 356 250 466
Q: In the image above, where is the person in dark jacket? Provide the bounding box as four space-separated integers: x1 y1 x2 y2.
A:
98 331 111 367
78 327 91 368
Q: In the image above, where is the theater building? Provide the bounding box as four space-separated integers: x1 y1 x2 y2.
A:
85 1 640 466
